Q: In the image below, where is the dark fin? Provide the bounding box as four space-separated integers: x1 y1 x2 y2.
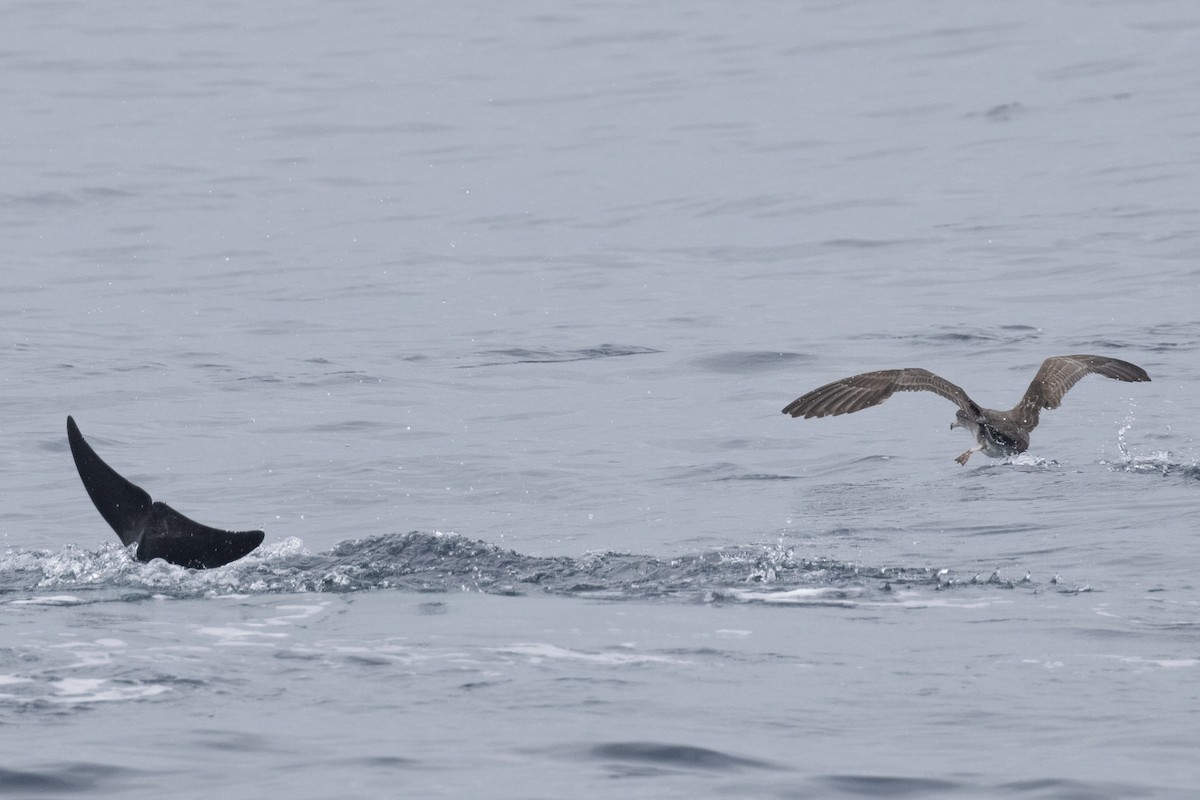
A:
67 415 152 547
66 416 264 569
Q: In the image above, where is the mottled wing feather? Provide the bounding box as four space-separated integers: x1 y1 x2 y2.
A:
782 368 978 418
1012 355 1150 431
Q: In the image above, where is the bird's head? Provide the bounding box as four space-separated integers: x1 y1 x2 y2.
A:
950 409 970 431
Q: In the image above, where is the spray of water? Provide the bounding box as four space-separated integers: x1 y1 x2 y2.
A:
1105 399 1186 476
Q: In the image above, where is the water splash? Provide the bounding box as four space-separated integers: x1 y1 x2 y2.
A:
1116 403 1136 462
1002 453 1056 469
1103 402 1197 478
0 532 1041 604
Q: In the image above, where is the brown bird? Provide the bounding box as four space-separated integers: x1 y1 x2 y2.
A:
782 354 1150 464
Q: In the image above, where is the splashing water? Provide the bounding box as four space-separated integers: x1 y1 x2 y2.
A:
0 532 1057 605
1104 401 1197 478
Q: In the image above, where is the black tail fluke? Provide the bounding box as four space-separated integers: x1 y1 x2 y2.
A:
67 416 264 569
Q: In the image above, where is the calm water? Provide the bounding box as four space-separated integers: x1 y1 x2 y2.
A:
4 1 1200 797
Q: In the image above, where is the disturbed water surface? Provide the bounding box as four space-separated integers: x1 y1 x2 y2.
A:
4 0 1200 798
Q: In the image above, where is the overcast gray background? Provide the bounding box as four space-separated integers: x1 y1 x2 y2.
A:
3 1 1199 798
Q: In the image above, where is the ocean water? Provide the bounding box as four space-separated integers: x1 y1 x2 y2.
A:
3 0 1200 797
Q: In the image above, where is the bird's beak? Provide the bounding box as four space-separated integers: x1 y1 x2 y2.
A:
949 421 958 430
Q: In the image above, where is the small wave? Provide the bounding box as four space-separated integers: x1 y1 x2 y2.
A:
584 741 781 773
464 344 660 367
7 595 86 606
0 764 135 794
691 350 814 374
0 671 174 711
660 462 799 483
981 101 1025 121
719 586 866 605
0 532 1023 604
849 325 1041 347
47 678 172 705
819 774 965 796
497 643 688 666
714 472 799 482
1097 322 1200 354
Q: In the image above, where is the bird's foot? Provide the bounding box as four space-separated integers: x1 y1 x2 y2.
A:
955 450 973 466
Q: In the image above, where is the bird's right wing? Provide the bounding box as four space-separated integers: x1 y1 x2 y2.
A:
782 368 979 418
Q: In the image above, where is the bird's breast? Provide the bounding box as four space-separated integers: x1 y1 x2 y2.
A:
981 424 1026 455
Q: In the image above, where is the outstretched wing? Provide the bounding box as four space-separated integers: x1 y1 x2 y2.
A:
1011 355 1150 431
782 368 980 419
66 416 264 569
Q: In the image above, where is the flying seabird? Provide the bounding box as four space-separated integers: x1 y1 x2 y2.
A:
781 354 1150 464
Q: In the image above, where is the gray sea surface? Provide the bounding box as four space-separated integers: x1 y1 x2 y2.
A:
3 0 1200 797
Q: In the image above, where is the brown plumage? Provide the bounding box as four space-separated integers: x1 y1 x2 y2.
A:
782 355 1150 464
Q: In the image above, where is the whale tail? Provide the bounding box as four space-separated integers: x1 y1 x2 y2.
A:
66 416 264 569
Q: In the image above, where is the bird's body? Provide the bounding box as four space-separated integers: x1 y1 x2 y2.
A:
781 355 1150 464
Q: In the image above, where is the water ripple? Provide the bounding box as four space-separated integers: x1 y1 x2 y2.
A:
586 741 781 773
464 344 661 367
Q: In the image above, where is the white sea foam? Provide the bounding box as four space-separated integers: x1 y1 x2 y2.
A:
6 595 85 606
725 586 863 604
497 643 689 665
48 678 171 704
